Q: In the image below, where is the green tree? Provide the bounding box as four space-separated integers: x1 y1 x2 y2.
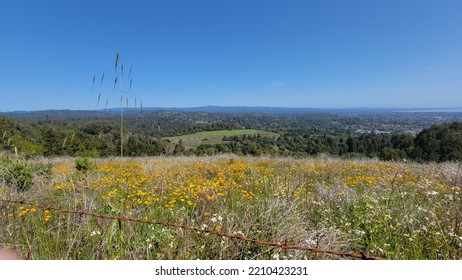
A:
413 122 462 162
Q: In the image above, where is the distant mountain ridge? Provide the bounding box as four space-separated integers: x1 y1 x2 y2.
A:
149 106 462 113
2 105 462 116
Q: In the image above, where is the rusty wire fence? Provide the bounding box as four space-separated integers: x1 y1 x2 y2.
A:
0 199 385 260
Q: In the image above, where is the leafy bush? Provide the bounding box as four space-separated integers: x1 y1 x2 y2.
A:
0 157 51 192
75 157 95 172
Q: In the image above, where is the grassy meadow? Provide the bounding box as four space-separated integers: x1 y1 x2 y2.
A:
164 129 280 149
0 155 461 260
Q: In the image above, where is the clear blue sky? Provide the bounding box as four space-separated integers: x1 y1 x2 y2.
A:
1 0 461 111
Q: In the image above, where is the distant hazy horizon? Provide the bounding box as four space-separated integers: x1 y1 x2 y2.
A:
1 1 461 112
2 105 462 114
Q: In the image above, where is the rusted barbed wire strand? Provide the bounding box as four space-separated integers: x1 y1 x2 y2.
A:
1 199 385 260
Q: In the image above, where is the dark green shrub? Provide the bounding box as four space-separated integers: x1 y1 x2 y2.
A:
0 157 50 192
75 157 95 172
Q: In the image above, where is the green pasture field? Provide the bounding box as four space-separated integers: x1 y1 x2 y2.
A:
164 129 280 149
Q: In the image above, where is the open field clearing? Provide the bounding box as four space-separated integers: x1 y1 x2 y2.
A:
164 129 280 149
1 156 461 260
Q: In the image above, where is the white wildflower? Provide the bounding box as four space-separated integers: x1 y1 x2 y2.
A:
305 239 316 246
418 207 427 212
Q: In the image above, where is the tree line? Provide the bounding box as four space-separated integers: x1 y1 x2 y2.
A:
0 112 461 162
192 124 461 162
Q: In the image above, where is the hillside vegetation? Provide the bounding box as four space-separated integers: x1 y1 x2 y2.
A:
1 111 461 162
1 110 461 259
1 156 461 259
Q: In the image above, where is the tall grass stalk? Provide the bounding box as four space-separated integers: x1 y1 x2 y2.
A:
91 53 143 256
92 53 140 159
